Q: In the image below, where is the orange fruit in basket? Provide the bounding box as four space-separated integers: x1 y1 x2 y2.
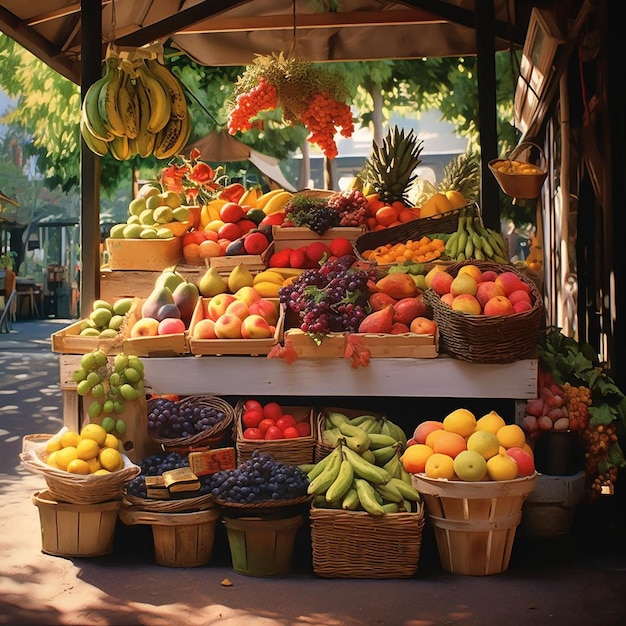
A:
375 206 397 227
443 408 477 437
45 437 63 454
424 452 456 479
76 438 100 461
401 444 434 474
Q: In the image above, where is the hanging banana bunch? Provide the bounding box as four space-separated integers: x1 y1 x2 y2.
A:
80 49 191 161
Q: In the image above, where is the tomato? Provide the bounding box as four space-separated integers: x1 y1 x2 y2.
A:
242 410 264 429
258 418 276 433
264 426 284 440
262 401 283 420
275 414 297 431
282 426 300 439
242 427 263 440
294 421 311 437
244 399 263 413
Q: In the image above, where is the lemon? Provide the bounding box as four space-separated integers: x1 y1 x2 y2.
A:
442 408 477 438
66 459 91 475
80 423 107 446
76 438 100 461
45 437 63 454
93 469 112 476
46 451 59 468
99 447 123 472
60 431 81 448
103 433 119 449
55 446 78 470
87 457 102 473
496 424 526 449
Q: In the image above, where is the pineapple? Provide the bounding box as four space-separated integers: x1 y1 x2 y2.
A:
437 151 481 203
363 126 424 206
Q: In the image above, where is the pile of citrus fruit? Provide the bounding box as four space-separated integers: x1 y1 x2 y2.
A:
44 424 125 475
401 408 536 482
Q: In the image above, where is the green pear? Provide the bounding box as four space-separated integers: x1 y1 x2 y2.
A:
141 286 174 319
162 190 183 209
139 208 156 225
128 197 147 216
122 223 143 239
172 281 200 327
153 206 174 224
146 194 164 211
137 184 161 199
155 268 185 292
112 297 134 315
198 266 228 297
109 223 126 239
139 227 158 239
227 263 254 293
172 206 190 222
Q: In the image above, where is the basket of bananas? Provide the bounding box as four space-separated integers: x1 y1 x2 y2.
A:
489 142 548 199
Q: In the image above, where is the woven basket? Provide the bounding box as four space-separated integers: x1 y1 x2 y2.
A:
355 204 470 264
121 491 216 513
20 445 140 505
309 506 426 578
215 494 312 512
148 395 235 454
234 400 316 466
424 260 544 363
489 142 547 199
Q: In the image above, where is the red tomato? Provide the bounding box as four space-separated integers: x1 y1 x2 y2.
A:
242 427 263 440
262 401 283 420
258 418 276 433
275 414 297 431
282 426 300 439
294 421 311 437
244 399 263 413
242 410 264 429
264 426 283 440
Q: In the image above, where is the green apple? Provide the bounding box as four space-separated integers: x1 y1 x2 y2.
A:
109 223 126 239
146 194 164 211
156 227 174 239
126 214 140 225
453 450 488 482
172 206 190 222
122 223 143 239
153 206 174 224
139 208 156 225
162 190 183 209
139 227 158 239
128 197 147 216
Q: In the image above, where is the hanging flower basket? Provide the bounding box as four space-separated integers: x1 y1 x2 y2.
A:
227 53 354 159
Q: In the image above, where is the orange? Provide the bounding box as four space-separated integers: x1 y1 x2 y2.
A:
399 208 419 223
496 424 526 449
432 430 467 459
375 205 397 227
400 444 434 474
425 428 448 450
424 452 456 480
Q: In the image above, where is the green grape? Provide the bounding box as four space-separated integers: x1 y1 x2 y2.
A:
113 401 125 414
72 367 88 383
123 367 141 383
80 352 96 371
88 400 102 418
102 399 115 414
91 383 105 399
93 349 108 367
134 381 145 397
76 380 92 396
101 416 116 433
115 419 127 435
86 371 101 387
109 372 121 387
114 354 129 373
120 384 139 401
127 356 144 375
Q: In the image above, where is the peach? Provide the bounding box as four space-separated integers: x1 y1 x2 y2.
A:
429 271 454 296
158 317 185 335
393 296 428 325
450 273 478 297
409 316 437 335
413 420 444 445
198 239 222 260
441 293 454 307
512 300 533 313
225 299 250 321
207 293 237 321
217 221 242 242
481 270 498 282
451 293 482 315
476 280 505 309
129 317 159 337
192 318 217 339
248 298 279 325
234 285 262 306
457 264 483 283
494 271 526 296
182 243 201 264
483 295 514 316
390 322 410 334
241 314 274 339
506 446 535 477
508 289 532 305
214 313 243 339
432 430 467 459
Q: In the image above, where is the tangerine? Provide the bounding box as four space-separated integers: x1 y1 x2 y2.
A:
424 452 456 480
432 431 467 459
375 205 398 227
400 444 434 474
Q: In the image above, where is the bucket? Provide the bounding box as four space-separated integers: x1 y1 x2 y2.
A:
32 489 121 557
533 430 584 476
412 474 537 576
223 514 303 576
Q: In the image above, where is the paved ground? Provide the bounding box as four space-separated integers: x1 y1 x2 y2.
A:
1 319 626 625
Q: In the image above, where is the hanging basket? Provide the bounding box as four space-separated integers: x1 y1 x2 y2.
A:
489 142 547 199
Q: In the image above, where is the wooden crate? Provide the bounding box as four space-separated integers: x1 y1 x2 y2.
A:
105 237 184 271
272 226 364 252
283 328 439 358
208 244 271 272
188 297 284 356
51 319 125 355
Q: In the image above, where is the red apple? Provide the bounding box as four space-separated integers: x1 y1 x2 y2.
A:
409 316 437 335
276 414 297 430
243 427 263 440
508 289 532 305
295 421 311 437
242 410 264 429
282 426 300 439
130 317 159 337
258 418 276 433
264 425 284 440
506 446 535 477
214 313 243 338
481 270 499 282
217 222 242 242
207 293 237 321
483 295 514 316
219 202 245 223
157 317 185 335
451 293 482 315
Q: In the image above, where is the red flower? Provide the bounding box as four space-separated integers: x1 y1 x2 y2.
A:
189 162 215 184
161 164 188 194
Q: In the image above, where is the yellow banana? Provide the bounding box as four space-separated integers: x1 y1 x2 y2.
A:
117 72 138 139
256 188 287 210
153 114 190 160
238 187 259 208
134 77 156 158
252 281 281 298
80 114 109 156
81 65 114 142
108 135 130 161
136 61 171 134
97 59 126 138
253 270 285 286
263 191 293 215
145 58 188 120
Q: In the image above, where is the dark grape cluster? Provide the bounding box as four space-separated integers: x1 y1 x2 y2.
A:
327 189 369 227
208 450 309 503
147 398 228 439
279 256 373 335
284 196 341 235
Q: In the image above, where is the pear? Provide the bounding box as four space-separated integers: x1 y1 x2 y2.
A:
155 268 185 292
357 305 394 334
141 286 174 319
172 281 200 326
198 267 228 297
227 263 254 293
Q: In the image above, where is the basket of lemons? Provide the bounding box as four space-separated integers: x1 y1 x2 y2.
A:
489 142 547 199
19 424 140 505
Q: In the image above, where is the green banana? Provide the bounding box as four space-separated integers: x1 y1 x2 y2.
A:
325 457 354 504
146 58 188 120
321 427 343 447
326 411 350 428
381 420 407 445
338 422 370 453
307 447 342 496
374 481 404 503
341 486 361 511
354 478 385 516
383 454 404 479
80 114 108 156
306 446 340 481
361 449 376 464
360 417 382 434
298 463 316 474
381 502 400 514
368 433 398 449
348 414 378 428
342 446 391 484
82 67 115 142
370 445 399 466
387 477 421 502
445 231 460 258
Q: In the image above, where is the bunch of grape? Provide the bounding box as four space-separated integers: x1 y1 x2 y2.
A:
147 396 229 439
327 189 369 227
227 77 278 134
72 350 146 436
580 421 619 501
300 91 354 159
562 382 592 430
209 450 309 503
279 256 373 335
284 196 341 235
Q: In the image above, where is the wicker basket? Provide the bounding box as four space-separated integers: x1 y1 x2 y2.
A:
148 395 235 454
309 506 426 578
489 142 547 200
20 445 140 505
424 260 544 363
354 204 470 264
234 401 316 466
121 491 216 513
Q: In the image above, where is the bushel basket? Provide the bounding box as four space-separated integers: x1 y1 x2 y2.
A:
489 142 547 200
424 260 544 363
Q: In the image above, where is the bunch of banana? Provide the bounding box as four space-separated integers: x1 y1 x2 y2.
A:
256 189 294 215
444 206 509 263
303 439 422 516
322 411 408 447
81 55 190 161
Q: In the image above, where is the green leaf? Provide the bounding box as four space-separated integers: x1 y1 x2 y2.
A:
608 441 626 467
588 403 617 426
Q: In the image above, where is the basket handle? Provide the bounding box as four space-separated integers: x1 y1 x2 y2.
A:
506 141 546 166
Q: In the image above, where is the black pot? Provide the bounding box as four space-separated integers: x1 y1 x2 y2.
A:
533 429 584 476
